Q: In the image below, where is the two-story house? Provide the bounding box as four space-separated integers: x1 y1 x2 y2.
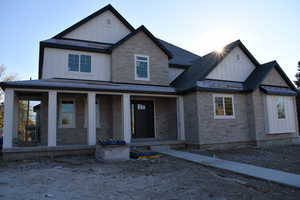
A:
1 4 299 159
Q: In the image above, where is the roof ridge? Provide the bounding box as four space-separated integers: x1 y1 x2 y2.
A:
52 4 135 39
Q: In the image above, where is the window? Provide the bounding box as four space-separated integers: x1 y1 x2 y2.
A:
276 97 286 119
84 99 101 128
213 94 235 119
135 55 149 80
68 54 91 73
60 99 75 128
68 54 79 72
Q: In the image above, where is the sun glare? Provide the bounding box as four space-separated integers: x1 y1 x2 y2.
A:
215 47 224 54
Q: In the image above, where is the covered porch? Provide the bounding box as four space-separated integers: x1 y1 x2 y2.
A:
2 85 185 157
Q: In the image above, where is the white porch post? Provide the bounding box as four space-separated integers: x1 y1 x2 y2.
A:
87 92 96 145
48 91 57 147
122 94 131 143
177 96 185 141
3 89 15 149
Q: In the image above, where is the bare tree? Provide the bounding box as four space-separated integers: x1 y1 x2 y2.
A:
0 64 17 102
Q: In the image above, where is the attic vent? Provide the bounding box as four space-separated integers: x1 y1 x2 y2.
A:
236 54 240 60
106 18 111 25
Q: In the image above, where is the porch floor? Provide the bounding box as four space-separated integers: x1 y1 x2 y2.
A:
130 139 185 147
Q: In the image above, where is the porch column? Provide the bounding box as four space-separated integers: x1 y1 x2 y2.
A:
87 92 96 145
122 94 131 143
48 91 57 147
3 89 15 149
177 96 185 141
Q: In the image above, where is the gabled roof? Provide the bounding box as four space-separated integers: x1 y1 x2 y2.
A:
244 60 297 91
53 4 135 39
158 39 201 68
110 25 173 59
172 40 260 90
0 78 176 95
40 38 112 53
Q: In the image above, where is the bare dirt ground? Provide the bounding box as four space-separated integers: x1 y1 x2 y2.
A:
1 154 300 200
189 144 300 174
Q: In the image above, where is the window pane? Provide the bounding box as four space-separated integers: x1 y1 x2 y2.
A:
136 56 148 61
215 97 224 115
224 97 233 116
136 61 148 78
61 113 73 125
61 101 75 113
80 55 91 72
277 97 285 119
68 54 79 71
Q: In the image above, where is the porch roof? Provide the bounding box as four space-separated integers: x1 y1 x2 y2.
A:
0 78 177 95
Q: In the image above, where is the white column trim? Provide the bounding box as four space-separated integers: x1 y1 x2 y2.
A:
177 96 185 141
122 94 131 143
87 92 96 145
48 91 57 147
3 89 14 149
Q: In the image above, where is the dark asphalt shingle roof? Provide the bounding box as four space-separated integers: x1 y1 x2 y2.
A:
41 39 112 53
172 40 261 90
260 85 297 96
157 39 201 67
0 79 176 94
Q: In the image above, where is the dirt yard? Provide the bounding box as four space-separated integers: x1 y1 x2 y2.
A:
1 153 300 200
189 144 300 174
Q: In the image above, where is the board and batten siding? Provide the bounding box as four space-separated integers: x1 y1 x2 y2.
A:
42 48 111 81
266 95 297 134
206 47 256 82
63 11 131 44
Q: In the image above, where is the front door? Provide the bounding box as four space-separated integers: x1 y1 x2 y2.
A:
131 100 155 138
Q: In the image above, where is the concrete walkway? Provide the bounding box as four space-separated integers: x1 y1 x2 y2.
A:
153 147 300 189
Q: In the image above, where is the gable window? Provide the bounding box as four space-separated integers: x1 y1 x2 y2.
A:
68 54 91 73
276 97 286 119
213 94 235 119
60 99 76 128
135 55 149 80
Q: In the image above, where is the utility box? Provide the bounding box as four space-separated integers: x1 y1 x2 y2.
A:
95 144 129 162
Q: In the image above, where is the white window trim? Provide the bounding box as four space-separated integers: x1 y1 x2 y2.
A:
134 54 150 81
213 94 235 119
68 54 92 73
59 98 76 128
84 98 101 128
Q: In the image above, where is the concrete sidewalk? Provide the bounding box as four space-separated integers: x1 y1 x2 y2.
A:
154 147 300 189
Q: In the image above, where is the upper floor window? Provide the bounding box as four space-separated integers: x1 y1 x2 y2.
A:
135 55 149 81
276 96 286 119
213 94 235 119
68 54 91 73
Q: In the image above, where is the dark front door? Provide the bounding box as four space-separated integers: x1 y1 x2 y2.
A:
131 100 155 138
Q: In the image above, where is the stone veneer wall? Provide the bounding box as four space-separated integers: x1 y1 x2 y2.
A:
183 92 200 144
196 92 252 145
40 94 116 146
183 89 299 147
111 31 170 85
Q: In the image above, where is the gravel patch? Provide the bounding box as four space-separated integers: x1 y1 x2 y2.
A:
1 155 300 199
189 144 300 174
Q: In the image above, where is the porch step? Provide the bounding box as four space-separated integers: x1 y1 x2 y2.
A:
130 140 185 150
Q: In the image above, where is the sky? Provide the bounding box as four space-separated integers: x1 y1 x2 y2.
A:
1 0 300 81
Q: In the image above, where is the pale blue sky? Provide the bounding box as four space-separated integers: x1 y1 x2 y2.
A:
1 0 300 81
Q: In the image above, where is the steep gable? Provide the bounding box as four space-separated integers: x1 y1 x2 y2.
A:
53 4 135 43
262 68 288 87
206 47 256 82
